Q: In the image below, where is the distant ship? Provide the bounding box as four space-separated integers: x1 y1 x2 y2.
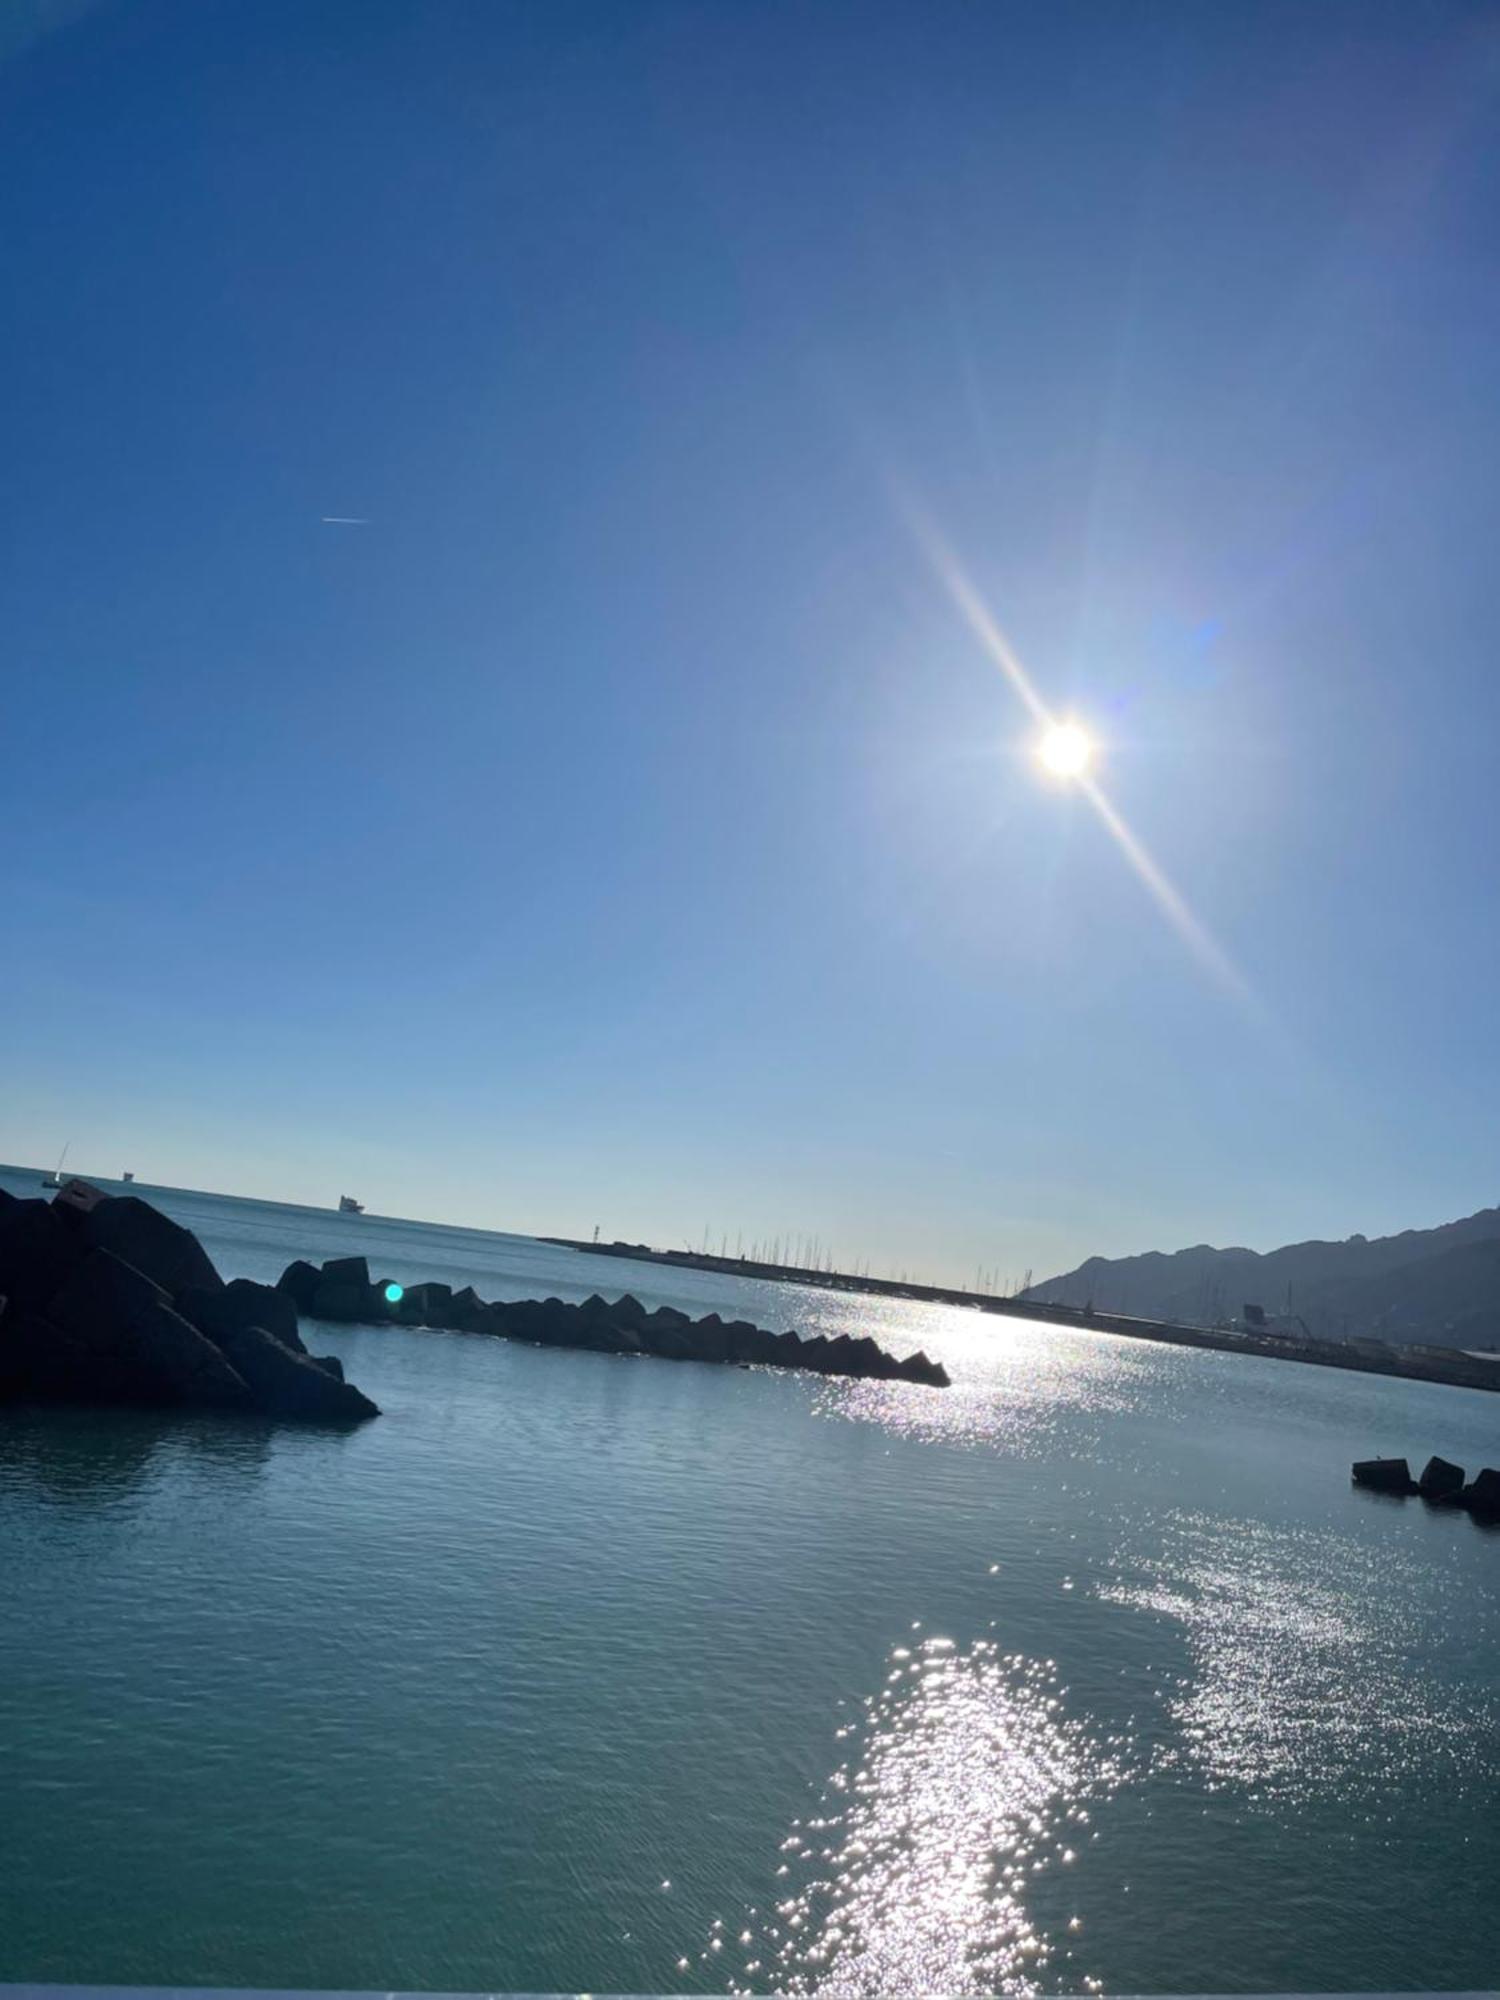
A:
338 1194 365 1214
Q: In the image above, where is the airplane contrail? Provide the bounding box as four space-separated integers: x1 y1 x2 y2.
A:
320 515 370 525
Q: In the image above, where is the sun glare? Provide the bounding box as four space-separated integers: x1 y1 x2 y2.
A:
1037 722 1094 778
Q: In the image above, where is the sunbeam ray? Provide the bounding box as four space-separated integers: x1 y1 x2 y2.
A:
1079 774 1256 1008
901 493 1255 1009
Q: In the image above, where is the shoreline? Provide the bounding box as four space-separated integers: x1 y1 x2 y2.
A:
541 1237 1500 1397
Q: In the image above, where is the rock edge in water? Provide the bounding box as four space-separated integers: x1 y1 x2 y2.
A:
1352 1452 1500 1517
279 1254 952 1388
0 1181 379 1424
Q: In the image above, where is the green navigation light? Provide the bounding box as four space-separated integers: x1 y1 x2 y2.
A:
384 1282 404 1304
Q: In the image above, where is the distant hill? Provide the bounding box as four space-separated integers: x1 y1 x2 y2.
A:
1024 1204 1500 1347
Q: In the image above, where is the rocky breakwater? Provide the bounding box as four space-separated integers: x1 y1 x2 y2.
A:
277 1254 952 1387
1352 1453 1500 1518
0 1180 379 1423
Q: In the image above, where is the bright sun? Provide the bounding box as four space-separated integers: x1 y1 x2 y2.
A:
1037 721 1094 778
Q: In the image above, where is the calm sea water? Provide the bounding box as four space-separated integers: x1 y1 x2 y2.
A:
2 1167 1497 1995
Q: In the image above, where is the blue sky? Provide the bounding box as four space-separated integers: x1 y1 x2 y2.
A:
4 0 1500 1283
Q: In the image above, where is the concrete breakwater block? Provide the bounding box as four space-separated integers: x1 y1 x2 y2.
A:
1353 1450 1500 1518
1352 1456 1417 1495
1417 1454 1466 1499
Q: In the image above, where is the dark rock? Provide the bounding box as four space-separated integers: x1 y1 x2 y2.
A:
278 1248 946 1393
637 1319 693 1361
51 1245 167 1329
573 1319 634 1355
446 1286 489 1328
181 1278 307 1356
725 1320 778 1365
319 1255 371 1288
50 1251 251 1409
2 1298 56 1397
310 1354 345 1380
70 1194 223 1301
0 1302 142 1403
1 1194 379 1421
499 1299 550 1343
688 1314 732 1363
1417 1455 1466 1499
569 1316 624 1353
0 1199 75 1310
396 1281 454 1325
1466 1467 1500 1516
538 1298 575 1337
275 1260 321 1311
52 1176 110 1221
1352 1456 1417 1495
481 1302 524 1338
898 1350 950 1387
212 1320 378 1423
309 1281 378 1323
131 1301 255 1409
489 1298 537 1339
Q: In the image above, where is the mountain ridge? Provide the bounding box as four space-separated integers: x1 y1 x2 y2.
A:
1024 1203 1500 1346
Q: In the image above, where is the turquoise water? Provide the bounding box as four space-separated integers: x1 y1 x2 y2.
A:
2 1168 1498 1994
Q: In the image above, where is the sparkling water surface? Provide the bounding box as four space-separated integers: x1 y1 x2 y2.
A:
2 1168 1497 1994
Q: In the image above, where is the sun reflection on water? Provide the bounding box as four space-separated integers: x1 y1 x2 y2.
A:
1099 1514 1500 1807
711 1638 1125 1996
801 1305 1158 1458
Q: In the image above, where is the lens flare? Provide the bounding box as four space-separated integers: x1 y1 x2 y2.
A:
384 1282 404 1304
